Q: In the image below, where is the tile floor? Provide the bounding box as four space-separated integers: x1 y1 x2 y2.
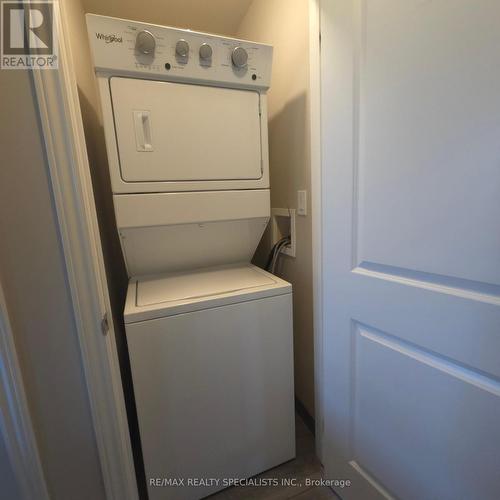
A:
208 415 338 500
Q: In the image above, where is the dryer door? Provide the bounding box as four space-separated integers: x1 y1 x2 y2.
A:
110 77 263 183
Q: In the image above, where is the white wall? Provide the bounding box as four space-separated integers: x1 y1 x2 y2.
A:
0 68 106 499
237 0 315 416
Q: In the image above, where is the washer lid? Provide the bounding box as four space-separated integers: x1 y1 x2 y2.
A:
125 264 291 323
137 264 275 307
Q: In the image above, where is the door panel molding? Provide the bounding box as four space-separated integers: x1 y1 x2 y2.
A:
352 0 500 285
351 321 500 499
353 262 500 306
355 323 500 397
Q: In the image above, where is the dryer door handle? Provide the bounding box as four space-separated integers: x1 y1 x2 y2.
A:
133 111 154 152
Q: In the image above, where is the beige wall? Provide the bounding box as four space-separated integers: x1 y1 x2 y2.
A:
0 69 106 499
238 0 315 416
82 0 253 36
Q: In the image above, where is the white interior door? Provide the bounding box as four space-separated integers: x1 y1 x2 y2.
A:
320 1 500 499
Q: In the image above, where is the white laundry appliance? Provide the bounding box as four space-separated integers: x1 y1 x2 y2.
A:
86 14 295 500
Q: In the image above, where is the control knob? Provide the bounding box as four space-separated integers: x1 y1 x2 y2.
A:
135 30 155 55
175 39 190 58
199 43 213 60
231 46 248 68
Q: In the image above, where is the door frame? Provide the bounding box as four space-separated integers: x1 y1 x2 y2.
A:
308 0 324 463
28 1 138 499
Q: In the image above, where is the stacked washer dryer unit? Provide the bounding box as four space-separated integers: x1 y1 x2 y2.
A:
87 14 295 500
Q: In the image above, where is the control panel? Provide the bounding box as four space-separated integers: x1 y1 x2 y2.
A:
86 14 273 90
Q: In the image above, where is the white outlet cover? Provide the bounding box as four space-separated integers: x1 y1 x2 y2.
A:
297 190 307 216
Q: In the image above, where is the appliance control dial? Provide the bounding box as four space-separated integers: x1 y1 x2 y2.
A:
135 30 156 55
231 46 248 68
199 43 212 60
175 39 190 57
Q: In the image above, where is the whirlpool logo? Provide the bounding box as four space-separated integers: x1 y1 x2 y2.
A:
95 32 123 44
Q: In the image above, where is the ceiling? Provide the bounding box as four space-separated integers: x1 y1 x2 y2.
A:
81 0 254 36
